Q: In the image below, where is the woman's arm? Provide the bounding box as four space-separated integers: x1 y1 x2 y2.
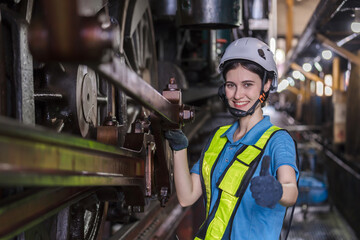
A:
277 165 298 206
173 149 203 207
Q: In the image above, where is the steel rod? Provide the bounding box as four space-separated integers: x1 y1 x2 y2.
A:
96 57 179 124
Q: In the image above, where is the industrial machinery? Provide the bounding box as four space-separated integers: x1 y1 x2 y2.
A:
0 0 262 238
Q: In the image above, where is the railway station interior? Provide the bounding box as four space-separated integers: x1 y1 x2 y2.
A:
1 0 360 239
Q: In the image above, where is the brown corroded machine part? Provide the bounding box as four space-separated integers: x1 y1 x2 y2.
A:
28 0 116 62
97 113 119 146
162 77 195 128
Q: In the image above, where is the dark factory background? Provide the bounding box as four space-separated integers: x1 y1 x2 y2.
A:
0 0 360 239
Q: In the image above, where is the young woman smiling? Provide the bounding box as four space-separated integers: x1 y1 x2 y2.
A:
165 37 299 240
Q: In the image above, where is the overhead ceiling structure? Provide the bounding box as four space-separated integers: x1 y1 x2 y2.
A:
277 0 320 38
281 0 360 87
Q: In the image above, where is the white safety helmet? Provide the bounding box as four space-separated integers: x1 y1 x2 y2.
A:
218 37 278 91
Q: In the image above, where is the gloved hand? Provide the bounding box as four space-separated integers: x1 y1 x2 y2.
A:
164 129 188 151
250 155 283 209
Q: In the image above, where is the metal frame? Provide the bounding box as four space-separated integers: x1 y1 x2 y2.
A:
0 6 35 125
0 116 146 186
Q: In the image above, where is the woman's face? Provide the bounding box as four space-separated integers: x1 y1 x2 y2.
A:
225 64 271 112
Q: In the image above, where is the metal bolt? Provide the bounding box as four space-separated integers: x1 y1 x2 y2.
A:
166 77 178 91
179 105 195 123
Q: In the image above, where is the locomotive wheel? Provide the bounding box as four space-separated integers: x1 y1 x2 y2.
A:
108 0 159 132
122 0 159 90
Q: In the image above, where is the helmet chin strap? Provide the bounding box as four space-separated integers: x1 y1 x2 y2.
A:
219 72 270 118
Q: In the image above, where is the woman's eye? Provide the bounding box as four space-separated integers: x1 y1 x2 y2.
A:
225 83 235 88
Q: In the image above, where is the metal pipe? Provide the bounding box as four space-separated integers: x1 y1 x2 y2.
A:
34 93 63 101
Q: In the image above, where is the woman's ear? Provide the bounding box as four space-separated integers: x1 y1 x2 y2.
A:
264 79 272 92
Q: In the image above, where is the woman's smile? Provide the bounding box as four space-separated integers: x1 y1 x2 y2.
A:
232 100 250 109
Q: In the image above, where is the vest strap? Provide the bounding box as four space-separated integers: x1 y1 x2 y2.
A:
201 125 231 218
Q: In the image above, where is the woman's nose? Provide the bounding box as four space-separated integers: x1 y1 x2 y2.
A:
233 85 244 99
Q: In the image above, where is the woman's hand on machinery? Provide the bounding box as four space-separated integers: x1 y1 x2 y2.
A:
250 155 283 209
164 129 189 151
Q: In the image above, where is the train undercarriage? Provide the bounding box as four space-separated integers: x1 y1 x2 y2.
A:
0 0 203 239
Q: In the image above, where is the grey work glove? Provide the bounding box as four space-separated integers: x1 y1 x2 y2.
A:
164 129 188 151
250 155 283 209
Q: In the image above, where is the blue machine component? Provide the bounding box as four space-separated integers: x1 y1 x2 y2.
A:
297 172 328 205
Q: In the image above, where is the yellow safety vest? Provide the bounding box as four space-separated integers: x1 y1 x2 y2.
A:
195 125 282 240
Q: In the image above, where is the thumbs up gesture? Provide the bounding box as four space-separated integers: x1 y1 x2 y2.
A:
250 156 283 209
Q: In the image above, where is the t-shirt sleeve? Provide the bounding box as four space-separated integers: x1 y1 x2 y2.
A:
269 130 299 180
190 159 200 174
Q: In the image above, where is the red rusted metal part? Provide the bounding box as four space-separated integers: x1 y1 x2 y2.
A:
28 0 114 61
0 187 95 240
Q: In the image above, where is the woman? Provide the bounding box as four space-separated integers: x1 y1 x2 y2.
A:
165 37 298 239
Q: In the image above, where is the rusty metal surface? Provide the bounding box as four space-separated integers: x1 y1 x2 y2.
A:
0 187 95 239
0 116 146 186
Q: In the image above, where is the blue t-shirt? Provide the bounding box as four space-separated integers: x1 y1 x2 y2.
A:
191 116 299 239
